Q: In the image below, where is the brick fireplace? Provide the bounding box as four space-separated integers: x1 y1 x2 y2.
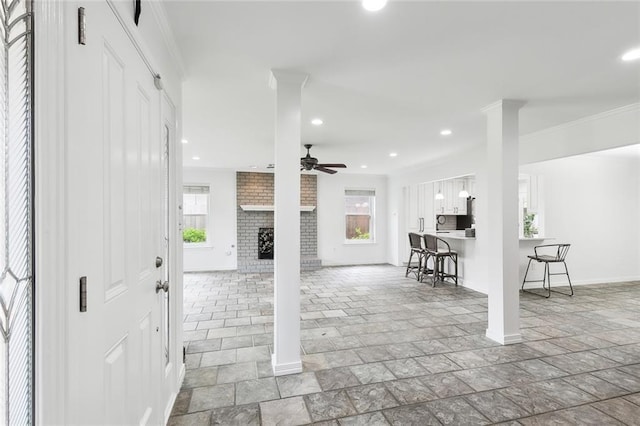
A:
236 172 320 273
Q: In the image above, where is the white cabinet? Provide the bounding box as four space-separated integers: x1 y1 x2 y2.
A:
422 183 435 232
406 184 420 232
434 179 468 215
405 183 435 233
452 179 468 215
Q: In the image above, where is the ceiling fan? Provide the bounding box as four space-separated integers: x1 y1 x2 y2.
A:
300 144 347 174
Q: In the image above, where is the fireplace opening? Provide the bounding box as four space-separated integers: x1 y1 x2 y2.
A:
258 227 274 259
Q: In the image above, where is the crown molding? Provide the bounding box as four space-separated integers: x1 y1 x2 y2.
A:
147 0 187 79
521 102 640 142
269 69 309 90
481 99 527 114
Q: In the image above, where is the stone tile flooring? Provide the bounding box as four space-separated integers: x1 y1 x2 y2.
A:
169 265 640 425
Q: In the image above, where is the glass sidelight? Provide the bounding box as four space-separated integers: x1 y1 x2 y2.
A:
0 0 34 423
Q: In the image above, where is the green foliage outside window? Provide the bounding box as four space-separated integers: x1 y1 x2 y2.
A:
523 213 538 238
351 227 371 240
183 228 206 243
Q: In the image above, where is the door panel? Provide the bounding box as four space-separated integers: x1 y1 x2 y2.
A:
103 41 127 301
104 337 127 425
66 1 163 424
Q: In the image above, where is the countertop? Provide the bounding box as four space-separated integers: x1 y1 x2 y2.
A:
433 231 475 240
429 231 550 241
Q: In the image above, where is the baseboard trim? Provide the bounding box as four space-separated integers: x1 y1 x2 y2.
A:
521 275 640 290
486 329 523 345
271 356 303 376
458 278 487 295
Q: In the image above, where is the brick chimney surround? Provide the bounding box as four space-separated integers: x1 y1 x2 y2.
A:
236 172 321 273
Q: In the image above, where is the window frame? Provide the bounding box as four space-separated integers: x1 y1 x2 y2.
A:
343 188 376 245
182 183 212 247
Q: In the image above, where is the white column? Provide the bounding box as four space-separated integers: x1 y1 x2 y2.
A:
482 99 525 345
269 70 308 375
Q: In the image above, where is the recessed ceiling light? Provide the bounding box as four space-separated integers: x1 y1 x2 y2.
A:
389 152 398 157
181 138 188 144
362 0 387 12
192 156 200 160
440 129 452 136
311 118 323 126
622 47 640 62
361 165 368 169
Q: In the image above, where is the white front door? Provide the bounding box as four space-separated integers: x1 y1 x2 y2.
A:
65 1 165 424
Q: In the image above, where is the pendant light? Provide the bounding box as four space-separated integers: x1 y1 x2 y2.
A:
435 181 444 200
458 181 469 198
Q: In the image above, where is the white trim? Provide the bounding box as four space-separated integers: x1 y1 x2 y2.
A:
485 330 523 345
521 102 640 141
147 0 187 78
522 275 640 289
34 0 67 424
163 391 178 424
570 276 640 285
457 279 486 295
105 0 159 79
344 187 376 244
240 204 316 212
343 240 376 245
271 357 303 376
161 90 184 425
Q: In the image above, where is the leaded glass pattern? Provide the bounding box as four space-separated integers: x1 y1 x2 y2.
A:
0 0 33 424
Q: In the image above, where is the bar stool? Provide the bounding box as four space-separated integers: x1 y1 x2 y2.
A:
521 244 573 298
423 234 458 287
405 232 427 281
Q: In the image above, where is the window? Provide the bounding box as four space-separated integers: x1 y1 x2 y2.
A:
345 189 375 242
183 185 210 243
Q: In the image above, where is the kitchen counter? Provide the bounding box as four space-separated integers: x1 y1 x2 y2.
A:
432 231 551 242
433 230 475 240
417 231 553 293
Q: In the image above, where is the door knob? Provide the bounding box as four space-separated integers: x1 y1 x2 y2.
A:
156 280 169 294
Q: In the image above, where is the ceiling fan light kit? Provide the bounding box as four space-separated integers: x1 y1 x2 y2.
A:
300 144 347 174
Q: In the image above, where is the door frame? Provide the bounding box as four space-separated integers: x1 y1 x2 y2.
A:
33 0 66 423
33 1 184 423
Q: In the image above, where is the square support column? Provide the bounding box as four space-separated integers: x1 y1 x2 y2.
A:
482 99 525 345
269 70 308 375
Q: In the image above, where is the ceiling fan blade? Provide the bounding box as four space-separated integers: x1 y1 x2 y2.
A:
317 163 347 168
315 166 337 174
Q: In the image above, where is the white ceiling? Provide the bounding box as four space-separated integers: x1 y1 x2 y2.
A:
164 1 640 174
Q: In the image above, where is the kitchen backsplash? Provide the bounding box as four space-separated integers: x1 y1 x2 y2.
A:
436 215 458 230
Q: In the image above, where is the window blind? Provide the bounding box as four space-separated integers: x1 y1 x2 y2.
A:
345 189 375 197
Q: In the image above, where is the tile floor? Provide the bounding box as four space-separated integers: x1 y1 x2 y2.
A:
169 265 640 425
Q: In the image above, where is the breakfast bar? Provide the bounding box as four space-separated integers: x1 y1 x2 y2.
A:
422 231 551 292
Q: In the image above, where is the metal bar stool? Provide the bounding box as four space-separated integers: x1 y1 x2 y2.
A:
521 244 573 298
423 234 458 287
405 232 427 281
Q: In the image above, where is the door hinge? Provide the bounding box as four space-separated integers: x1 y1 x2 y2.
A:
79 276 87 312
78 7 86 45
183 346 186 363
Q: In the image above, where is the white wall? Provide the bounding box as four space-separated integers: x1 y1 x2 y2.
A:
520 152 640 285
387 104 640 293
318 173 388 266
183 168 237 271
